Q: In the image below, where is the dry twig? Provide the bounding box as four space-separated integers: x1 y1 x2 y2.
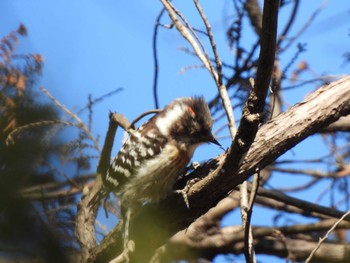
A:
305 209 350 262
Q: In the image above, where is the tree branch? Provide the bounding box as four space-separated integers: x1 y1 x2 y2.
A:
150 207 350 262
89 76 350 262
230 0 279 157
76 112 130 262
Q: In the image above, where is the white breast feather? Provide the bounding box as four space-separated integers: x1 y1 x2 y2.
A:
121 143 187 203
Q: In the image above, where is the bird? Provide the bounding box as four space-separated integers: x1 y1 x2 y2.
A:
89 96 220 248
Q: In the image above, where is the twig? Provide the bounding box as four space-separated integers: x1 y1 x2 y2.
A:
305 209 350 263
129 109 162 129
159 1 215 80
275 177 320 192
248 171 260 212
257 186 350 222
171 3 210 68
270 166 342 179
40 87 100 152
40 87 84 127
45 162 83 191
161 0 209 73
282 75 341 90
20 174 95 195
239 76 255 261
239 40 260 74
277 0 300 47
243 171 260 263
21 185 84 200
240 181 252 262
88 94 93 131
161 0 237 138
5 120 79 145
280 0 327 52
228 0 279 156
193 0 237 138
76 87 123 116
152 8 166 109
178 64 205 74
178 47 234 69
281 43 307 79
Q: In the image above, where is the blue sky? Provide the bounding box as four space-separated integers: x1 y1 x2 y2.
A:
1 1 350 262
2 0 348 131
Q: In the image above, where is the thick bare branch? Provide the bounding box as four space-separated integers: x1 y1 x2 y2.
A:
230 0 279 157
89 76 350 262
152 216 350 262
231 2 279 260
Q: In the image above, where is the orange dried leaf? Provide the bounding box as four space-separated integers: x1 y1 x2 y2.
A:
16 75 26 95
7 74 18 86
32 54 44 63
297 61 308 71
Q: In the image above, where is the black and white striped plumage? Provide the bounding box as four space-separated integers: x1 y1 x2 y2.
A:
92 97 219 211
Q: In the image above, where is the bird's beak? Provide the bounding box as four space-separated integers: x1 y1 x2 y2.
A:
208 134 221 146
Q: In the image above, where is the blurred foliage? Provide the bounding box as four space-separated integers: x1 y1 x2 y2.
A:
0 24 74 262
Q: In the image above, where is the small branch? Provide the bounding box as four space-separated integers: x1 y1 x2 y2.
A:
40 87 100 152
6 120 77 145
161 0 237 137
244 171 259 263
277 0 300 47
274 177 320 193
248 171 260 212
305 209 350 263
152 8 166 109
22 185 83 200
256 186 350 222
129 109 161 129
160 0 210 72
241 180 254 263
226 0 279 165
221 3 279 260
270 166 346 179
20 173 95 196
76 87 123 116
193 0 236 137
280 0 327 52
